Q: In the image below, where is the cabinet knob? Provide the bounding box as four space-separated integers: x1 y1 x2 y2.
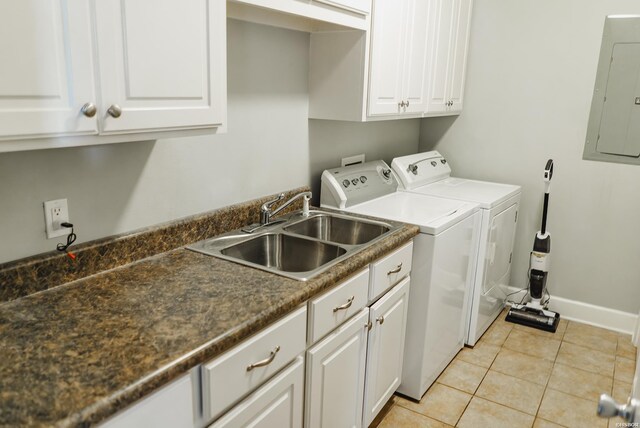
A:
376 315 385 325
107 104 122 118
406 100 410 107
399 101 406 108
81 103 97 118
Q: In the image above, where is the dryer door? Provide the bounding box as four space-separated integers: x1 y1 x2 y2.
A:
483 203 518 295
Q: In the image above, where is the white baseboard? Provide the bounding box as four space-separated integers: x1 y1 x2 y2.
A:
505 286 638 335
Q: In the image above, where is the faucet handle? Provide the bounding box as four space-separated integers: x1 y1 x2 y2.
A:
262 193 285 212
260 193 285 225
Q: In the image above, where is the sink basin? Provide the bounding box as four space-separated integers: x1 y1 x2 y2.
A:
187 209 402 281
284 214 391 245
221 233 347 273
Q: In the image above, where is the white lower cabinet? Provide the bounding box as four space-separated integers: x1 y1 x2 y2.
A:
99 372 196 428
202 306 307 421
305 308 369 428
363 277 411 427
209 357 304 428
97 243 414 428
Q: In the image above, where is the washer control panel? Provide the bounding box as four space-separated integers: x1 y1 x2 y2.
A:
320 160 398 209
391 151 452 190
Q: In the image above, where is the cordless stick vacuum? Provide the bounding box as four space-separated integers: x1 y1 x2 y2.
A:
506 160 561 333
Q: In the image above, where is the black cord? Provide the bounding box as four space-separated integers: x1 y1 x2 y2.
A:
56 222 77 252
505 267 531 306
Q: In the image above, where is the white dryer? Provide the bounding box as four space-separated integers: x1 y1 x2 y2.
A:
321 160 481 400
392 151 521 346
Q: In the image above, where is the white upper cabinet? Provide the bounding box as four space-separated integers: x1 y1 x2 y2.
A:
94 0 226 133
368 0 430 116
0 0 97 139
426 0 473 114
367 0 408 116
309 0 473 121
0 0 226 152
402 0 432 114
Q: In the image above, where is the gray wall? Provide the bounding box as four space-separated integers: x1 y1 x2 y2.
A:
0 20 420 264
420 0 640 313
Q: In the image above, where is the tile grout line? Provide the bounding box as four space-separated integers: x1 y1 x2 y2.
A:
453 353 491 427
533 320 568 426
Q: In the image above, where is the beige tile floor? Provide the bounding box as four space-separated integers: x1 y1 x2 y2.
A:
371 309 637 428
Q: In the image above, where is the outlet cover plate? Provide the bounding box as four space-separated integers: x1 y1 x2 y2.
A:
44 199 69 239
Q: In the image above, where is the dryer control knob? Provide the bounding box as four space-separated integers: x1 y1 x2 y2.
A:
342 179 350 188
431 161 437 167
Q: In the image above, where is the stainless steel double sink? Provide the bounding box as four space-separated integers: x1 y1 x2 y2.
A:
187 210 401 281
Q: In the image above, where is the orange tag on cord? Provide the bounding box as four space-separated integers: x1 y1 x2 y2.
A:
66 252 76 261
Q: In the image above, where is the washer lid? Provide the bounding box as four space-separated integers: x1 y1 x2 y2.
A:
408 178 522 209
346 192 478 235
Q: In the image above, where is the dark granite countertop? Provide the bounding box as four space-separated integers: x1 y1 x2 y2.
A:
0 223 419 427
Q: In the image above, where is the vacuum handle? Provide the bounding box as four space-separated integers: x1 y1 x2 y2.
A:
540 159 553 234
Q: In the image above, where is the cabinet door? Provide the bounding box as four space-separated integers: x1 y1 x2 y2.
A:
211 357 304 428
306 309 369 428
99 373 194 428
367 0 408 116
363 277 410 427
0 0 97 139
94 0 226 133
402 0 431 114
425 0 455 114
448 0 473 112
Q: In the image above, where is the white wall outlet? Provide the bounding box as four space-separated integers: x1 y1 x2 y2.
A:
341 154 366 167
44 199 70 239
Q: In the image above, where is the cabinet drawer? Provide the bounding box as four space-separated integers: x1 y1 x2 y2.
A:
203 306 307 421
210 357 304 428
308 268 369 344
369 241 413 301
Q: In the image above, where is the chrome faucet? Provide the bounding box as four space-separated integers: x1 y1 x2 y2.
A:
260 191 311 225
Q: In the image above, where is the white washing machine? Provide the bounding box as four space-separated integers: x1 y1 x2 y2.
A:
320 160 481 401
391 151 521 346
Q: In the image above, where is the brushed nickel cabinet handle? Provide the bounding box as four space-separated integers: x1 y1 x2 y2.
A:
81 103 97 118
107 104 122 118
376 315 385 325
333 296 355 312
246 345 280 371
387 263 403 276
366 320 373 331
406 100 410 107
399 101 406 108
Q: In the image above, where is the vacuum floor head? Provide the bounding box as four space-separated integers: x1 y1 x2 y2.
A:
506 307 560 333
